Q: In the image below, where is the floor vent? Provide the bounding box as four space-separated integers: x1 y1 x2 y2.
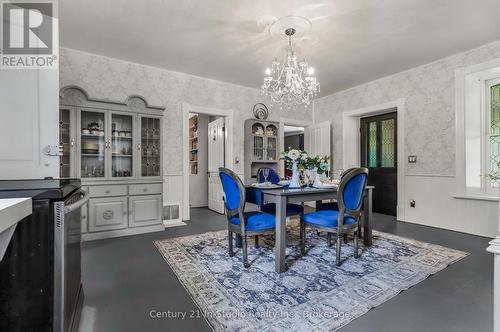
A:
163 205 180 220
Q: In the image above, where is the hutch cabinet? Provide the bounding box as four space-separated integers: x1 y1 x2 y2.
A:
244 119 280 181
59 86 165 241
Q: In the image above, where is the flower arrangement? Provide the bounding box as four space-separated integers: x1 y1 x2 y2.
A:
280 148 308 170
305 155 331 174
281 148 330 174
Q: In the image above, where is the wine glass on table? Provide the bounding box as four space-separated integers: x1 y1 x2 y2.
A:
262 168 270 184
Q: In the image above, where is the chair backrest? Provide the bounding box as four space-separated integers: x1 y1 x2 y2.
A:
218 167 245 217
337 167 368 217
340 167 357 179
257 167 280 184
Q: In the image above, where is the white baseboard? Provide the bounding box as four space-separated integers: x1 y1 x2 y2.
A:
164 219 187 228
81 224 165 242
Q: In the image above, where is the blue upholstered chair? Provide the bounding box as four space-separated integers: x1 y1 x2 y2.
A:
300 168 368 266
316 167 357 211
219 167 276 268
256 167 304 219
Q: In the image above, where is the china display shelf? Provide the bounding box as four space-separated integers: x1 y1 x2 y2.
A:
81 133 105 138
112 136 133 140
81 154 105 157
112 155 133 157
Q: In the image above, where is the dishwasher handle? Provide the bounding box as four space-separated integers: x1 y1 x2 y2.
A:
64 190 90 214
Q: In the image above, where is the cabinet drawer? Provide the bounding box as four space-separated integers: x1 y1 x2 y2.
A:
88 197 128 232
128 195 162 227
129 183 162 195
89 185 127 197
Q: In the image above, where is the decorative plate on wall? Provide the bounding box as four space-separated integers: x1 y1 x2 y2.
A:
252 103 269 120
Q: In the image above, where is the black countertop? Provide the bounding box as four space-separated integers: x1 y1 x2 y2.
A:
0 178 81 200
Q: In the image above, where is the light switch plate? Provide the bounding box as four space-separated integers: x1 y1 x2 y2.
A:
408 155 417 163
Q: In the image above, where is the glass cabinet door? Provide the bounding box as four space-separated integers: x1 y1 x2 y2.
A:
111 113 134 178
266 136 277 161
253 136 264 160
59 108 75 177
140 116 161 177
80 110 106 178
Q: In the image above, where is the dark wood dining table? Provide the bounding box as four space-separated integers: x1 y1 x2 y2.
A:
244 184 374 273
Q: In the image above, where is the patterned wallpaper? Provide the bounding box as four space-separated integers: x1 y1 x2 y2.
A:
59 48 312 175
314 40 500 175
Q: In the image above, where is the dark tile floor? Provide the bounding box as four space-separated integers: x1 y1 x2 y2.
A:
79 208 493 332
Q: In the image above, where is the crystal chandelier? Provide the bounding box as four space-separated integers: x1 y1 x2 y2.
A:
261 27 320 109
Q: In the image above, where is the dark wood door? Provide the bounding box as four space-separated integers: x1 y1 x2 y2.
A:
360 112 397 216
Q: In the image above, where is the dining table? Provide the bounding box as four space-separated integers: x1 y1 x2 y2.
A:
244 184 374 273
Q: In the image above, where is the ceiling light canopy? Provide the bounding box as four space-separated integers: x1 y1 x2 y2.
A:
261 16 320 109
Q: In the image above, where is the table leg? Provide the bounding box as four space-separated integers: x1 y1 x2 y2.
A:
275 196 287 273
362 188 373 246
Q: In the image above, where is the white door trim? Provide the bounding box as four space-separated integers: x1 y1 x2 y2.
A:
182 103 234 221
341 99 405 221
279 117 313 176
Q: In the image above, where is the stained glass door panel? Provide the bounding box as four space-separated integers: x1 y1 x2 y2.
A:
140 116 161 177
360 112 397 216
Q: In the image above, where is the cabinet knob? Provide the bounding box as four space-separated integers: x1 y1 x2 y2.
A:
105 190 111 194
143 188 147 192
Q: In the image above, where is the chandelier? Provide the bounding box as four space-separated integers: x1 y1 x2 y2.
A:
261 24 320 109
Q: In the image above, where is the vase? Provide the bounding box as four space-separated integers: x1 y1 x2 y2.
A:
289 161 301 188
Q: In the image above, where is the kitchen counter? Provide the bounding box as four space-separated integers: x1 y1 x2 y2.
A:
0 197 32 261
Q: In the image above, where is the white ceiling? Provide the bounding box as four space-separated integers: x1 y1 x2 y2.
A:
60 0 500 96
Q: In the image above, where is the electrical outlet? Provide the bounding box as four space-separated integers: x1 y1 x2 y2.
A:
410 199 416 208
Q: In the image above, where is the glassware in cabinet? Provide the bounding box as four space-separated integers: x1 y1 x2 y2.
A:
140 116 161 177
111 113 134 178
80 110 106 178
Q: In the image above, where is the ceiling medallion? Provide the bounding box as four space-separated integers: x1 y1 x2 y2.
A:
261 16 320 110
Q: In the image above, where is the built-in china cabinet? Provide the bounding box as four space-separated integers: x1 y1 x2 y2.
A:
244 119 280 181
59 86 165 241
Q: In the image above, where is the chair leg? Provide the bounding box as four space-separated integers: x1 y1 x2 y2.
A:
327 232 332 247
228 231 234 257
336 232 342 266
354 230 360 258
242 235 250 268
299 221 306 255
254 235 259 248
343 233 348 244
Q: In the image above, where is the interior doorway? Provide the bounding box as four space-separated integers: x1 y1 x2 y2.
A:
360 112 397 216
182 103 234 221
187 113 225 214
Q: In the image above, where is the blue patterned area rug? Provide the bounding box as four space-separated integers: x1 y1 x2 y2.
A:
154 225 467 332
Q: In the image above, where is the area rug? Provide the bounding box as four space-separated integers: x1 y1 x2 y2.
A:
154 225 467 332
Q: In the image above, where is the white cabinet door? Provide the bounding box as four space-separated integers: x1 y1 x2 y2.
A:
0 70 59 179
88 197 128 232
128 195 162 227
208 117 225 214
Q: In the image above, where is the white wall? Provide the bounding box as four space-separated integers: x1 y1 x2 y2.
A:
59 48 312 215
314 40 500 238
